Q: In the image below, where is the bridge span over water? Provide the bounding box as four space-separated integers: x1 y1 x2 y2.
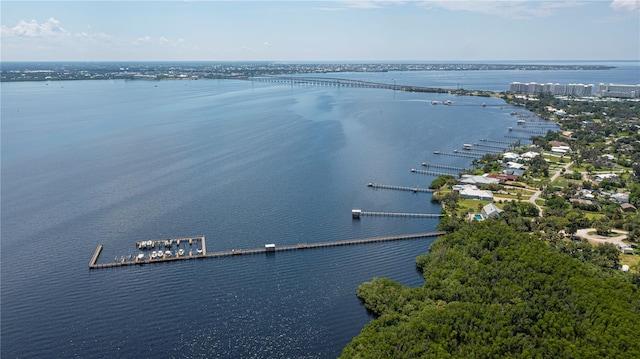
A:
250 76 453 94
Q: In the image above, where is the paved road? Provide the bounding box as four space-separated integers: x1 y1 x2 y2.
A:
528 161 573 216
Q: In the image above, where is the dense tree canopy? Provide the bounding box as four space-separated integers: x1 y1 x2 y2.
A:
341 221 640 358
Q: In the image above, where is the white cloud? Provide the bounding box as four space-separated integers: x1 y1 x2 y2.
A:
610 0 640 12
158 36 186 47
263 41 270 46
321 1 406 10
421 0 585 19
136 36 153 45
2 17 70 38
76 32 114 42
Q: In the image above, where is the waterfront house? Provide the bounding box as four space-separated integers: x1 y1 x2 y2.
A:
454 184 493 201
481 203 503 218
459 174 500 187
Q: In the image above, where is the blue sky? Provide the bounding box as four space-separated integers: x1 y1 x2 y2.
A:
1 1 639 61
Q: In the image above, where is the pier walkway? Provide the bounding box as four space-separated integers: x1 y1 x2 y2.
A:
421 162 468 172
464 148 504 155
411 168 457 176
352 209 444 219
479 138 515 145
433 151 483 159
504 135 532 140
367 182 434 193
89 232 445 269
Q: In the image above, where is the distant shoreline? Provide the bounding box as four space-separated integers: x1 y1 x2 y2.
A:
0 62 616 82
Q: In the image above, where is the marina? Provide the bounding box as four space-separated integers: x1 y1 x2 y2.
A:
89 232 445 269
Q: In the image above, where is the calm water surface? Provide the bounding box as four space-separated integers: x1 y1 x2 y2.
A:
2 65 632 358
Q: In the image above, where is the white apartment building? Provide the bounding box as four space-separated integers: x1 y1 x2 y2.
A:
509 82 594 97
597 83 640 98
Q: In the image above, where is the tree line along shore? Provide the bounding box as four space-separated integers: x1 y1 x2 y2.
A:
341 92 640 358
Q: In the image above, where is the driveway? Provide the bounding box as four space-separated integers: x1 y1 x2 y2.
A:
574 228 629 246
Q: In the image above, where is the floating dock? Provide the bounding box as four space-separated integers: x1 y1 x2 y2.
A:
367 182 434 193
89 232 445 269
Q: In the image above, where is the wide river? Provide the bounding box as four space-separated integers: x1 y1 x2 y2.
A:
1 63 637 358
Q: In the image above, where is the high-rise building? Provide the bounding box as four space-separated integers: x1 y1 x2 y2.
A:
509 82 595 97
597 83 640 98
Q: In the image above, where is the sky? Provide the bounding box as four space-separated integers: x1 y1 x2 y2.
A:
1 0 639 62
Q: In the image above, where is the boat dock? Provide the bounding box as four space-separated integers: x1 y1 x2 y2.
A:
464 148 504 155
421 162 468 172
89 232 445 269
508 127 548 135
351 209 444 219
367 182 434 193
479 138 514 145
504 135 532 140
433 151 483 159
472 143 508 150
411 168 456 176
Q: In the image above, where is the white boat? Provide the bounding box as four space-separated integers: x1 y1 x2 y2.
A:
164 250 172 257
431 101 438 105
196 249 203 254
178 249 185 256
137 253 145 260
443 100 452 105
151 251 157 259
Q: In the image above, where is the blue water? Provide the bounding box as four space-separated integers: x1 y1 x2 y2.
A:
295 61 640 92
1 64 635 358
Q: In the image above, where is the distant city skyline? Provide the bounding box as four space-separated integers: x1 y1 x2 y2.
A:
1 1 639 62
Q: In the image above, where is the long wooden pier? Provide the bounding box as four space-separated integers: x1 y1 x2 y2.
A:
472 143 508 150
479 138 514 145
509 128 548 135
504 135 532 140
89 232 445 269
411 168 456 176
367 182 434 193
352 209 444 219
464 148 504 154
421 162 468 172
433 151 483 159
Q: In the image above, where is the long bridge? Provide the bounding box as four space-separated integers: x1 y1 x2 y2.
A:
250 76 453 94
